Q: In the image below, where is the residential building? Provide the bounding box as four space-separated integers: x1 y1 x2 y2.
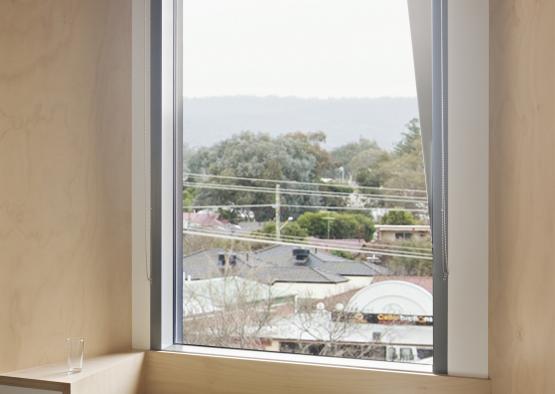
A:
183 245 389 299
374 225 431 242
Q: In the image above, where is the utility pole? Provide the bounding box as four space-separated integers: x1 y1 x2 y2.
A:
275 184 281 241
324 216 335 239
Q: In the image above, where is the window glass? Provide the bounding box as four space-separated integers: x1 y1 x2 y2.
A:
180 0 433 366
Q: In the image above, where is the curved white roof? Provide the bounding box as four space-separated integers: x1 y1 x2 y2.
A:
346 280 433 315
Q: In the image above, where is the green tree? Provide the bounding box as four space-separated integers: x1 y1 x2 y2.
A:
355 167 388 188
186 131 337 221
381 240 433 276
217 208 240 225
380 210 417 225
318 183 354 208
253 222 309 240
378 119 427 190
331 138 388 181
296 211 375 241
182 187 197 211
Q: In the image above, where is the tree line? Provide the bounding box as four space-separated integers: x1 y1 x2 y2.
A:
183 118 426 221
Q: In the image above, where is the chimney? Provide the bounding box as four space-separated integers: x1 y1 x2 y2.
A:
292 248 310 265
218 253 226 267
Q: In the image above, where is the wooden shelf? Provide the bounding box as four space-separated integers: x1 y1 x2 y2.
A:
0 352 144 394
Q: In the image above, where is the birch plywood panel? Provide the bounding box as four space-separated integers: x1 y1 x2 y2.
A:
143 351 490 394
0 0 132 372
490 0 555 393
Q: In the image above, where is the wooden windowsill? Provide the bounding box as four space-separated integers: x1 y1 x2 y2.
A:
143 350 491 394
0 350 490 394
165 344 434 374
0 352 145 394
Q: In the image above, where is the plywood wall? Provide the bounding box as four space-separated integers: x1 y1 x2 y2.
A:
0 0 132 372
490 0 555 393
142 351 491 394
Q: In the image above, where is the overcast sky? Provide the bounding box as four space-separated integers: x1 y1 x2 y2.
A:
182 0 416 98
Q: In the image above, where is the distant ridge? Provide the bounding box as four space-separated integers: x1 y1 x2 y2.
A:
183 96 418 149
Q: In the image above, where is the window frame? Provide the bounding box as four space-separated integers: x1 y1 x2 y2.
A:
430 0 448 375
145 0 488 377
150 0 183 350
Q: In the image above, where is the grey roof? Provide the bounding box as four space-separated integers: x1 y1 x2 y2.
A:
255 245 388 276
183 249 253 280
316 260 389 276
252 266 348 285
183 245 389 284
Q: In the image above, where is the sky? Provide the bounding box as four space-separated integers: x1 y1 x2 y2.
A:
182 0 417 99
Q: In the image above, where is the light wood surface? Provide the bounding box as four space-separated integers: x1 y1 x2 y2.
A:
0 353 144 394
0 0 132 372
0 379 67 394
490 0 555 393
142 351 490 394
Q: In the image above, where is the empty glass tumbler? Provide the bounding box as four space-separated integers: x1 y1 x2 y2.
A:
66 337 85 373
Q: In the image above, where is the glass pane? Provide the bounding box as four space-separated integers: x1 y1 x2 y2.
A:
181 0 432 367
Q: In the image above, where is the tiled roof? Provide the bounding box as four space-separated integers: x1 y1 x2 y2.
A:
183 245 389 284
183 249 252 280
253 266 348 284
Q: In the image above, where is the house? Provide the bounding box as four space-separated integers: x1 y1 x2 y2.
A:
258 279 433 364
183 245 389 299
183 211 228 231
373 225 431 242
183 276 296 317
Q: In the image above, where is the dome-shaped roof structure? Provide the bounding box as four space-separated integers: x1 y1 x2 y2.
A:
346 280 433 316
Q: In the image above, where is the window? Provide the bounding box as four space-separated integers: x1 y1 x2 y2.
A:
395 232 414 240
400 347 415 362
150 0 462 376
178 0 437 369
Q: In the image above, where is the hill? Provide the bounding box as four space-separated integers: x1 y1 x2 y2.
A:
183 96 418 149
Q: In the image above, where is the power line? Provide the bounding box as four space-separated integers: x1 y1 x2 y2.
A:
265 233 432 253
183 182 428 204
183 203 429 214
182 213 432 253
184 172 427 195
183 229 433 260
280 204 429 214
182 221 433 252
186 228 432 258
184 226 433 256
185 204 275 210
244 227 432 253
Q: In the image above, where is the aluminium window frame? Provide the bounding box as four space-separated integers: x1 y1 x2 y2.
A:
149 0 450 374
150 0 183 350
431 0 448 375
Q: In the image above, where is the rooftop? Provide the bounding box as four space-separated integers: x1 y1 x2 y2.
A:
374 225 431 232
183 244 389 285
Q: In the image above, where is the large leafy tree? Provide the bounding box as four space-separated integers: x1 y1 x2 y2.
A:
183 120 427 222
185 131 336 221
296 211 375 241
381 239 433 276
330 138 388 181
253 222 309 239
379 118 427 190
349 119 426 191
380 210 417 225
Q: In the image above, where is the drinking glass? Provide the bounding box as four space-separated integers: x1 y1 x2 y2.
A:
66 337 84 373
